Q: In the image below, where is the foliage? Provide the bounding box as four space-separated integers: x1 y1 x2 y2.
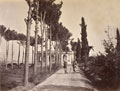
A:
70 40 77 52
80 17 93 68
30 35 42 46
82 28 120 89
10 30 17 40
116 28 120 53
32 0 71 53
32 0 63 25
0 25 6 45
4 29 18 41
0 25 6 36
37 35 42 44
4 29 12 41
57 23 72 42
51 22 72 52
81 17 89 58
46 22 71 52
17 33 26 41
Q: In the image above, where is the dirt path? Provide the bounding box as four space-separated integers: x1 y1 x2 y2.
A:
29 65 95 91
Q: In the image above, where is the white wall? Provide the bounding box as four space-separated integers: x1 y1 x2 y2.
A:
0 37 33 64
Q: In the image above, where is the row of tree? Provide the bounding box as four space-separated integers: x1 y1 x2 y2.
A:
0 25 41 68
23 0 72 86
0 25 26 69
0 0 72 87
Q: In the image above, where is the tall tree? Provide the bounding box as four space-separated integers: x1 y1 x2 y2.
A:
116 28 120 72
44 25 48 72
30 35 42 68
30 36 35 65
40 12 46 73
116 28 120 53
31 0 63 72
17 33 26 67
4 29 11 69
32 0 39 75
48 27 52 71
10 30 17 69
80 17 89 68
24 0 33 86
17 42 21 68
51 22 72 67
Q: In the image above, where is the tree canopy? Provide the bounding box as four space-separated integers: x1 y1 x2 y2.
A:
0 25 6 36
32 0 63 26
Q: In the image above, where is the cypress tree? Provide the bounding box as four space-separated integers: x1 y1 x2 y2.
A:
76 38 81 63
116 28 120 71
116 28 120 53
80 17 89 68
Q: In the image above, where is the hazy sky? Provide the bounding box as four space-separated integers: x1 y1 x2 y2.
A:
0 0 120 55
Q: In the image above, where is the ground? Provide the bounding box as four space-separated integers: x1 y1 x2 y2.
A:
28 65 96 91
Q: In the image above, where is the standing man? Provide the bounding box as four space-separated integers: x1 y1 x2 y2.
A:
72 60 77 72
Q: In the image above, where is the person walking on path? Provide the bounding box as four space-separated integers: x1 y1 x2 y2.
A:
63 55 68 73
72 60 77 72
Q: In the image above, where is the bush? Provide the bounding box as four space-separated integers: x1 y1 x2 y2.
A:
82 54 120 89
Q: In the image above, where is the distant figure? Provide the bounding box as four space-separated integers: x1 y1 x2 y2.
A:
72 60 77 72
63 55 67 73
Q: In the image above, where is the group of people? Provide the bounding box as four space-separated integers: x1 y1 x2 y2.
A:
63 55 77 73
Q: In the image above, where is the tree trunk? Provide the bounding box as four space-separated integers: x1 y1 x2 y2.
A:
34 27 38 75
11 41 13 69
57 42 59 68
59 41 62 67
55 36 59 68
40 11 46 73
18 43 20 68
24 4 32 86
49 27 52 71
60 45 62 67
34 1 39 76
41 23 44 72
32 46 34 64
55 42 57 68
5 41 9 70
45 25 48 72
58 41 61 68
22 46 25 64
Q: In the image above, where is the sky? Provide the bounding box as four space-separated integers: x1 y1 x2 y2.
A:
0 0 120 55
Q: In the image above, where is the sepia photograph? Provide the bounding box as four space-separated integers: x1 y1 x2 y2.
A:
0 0 120 91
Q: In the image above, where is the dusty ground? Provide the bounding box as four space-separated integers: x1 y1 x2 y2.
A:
28 65 95 91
